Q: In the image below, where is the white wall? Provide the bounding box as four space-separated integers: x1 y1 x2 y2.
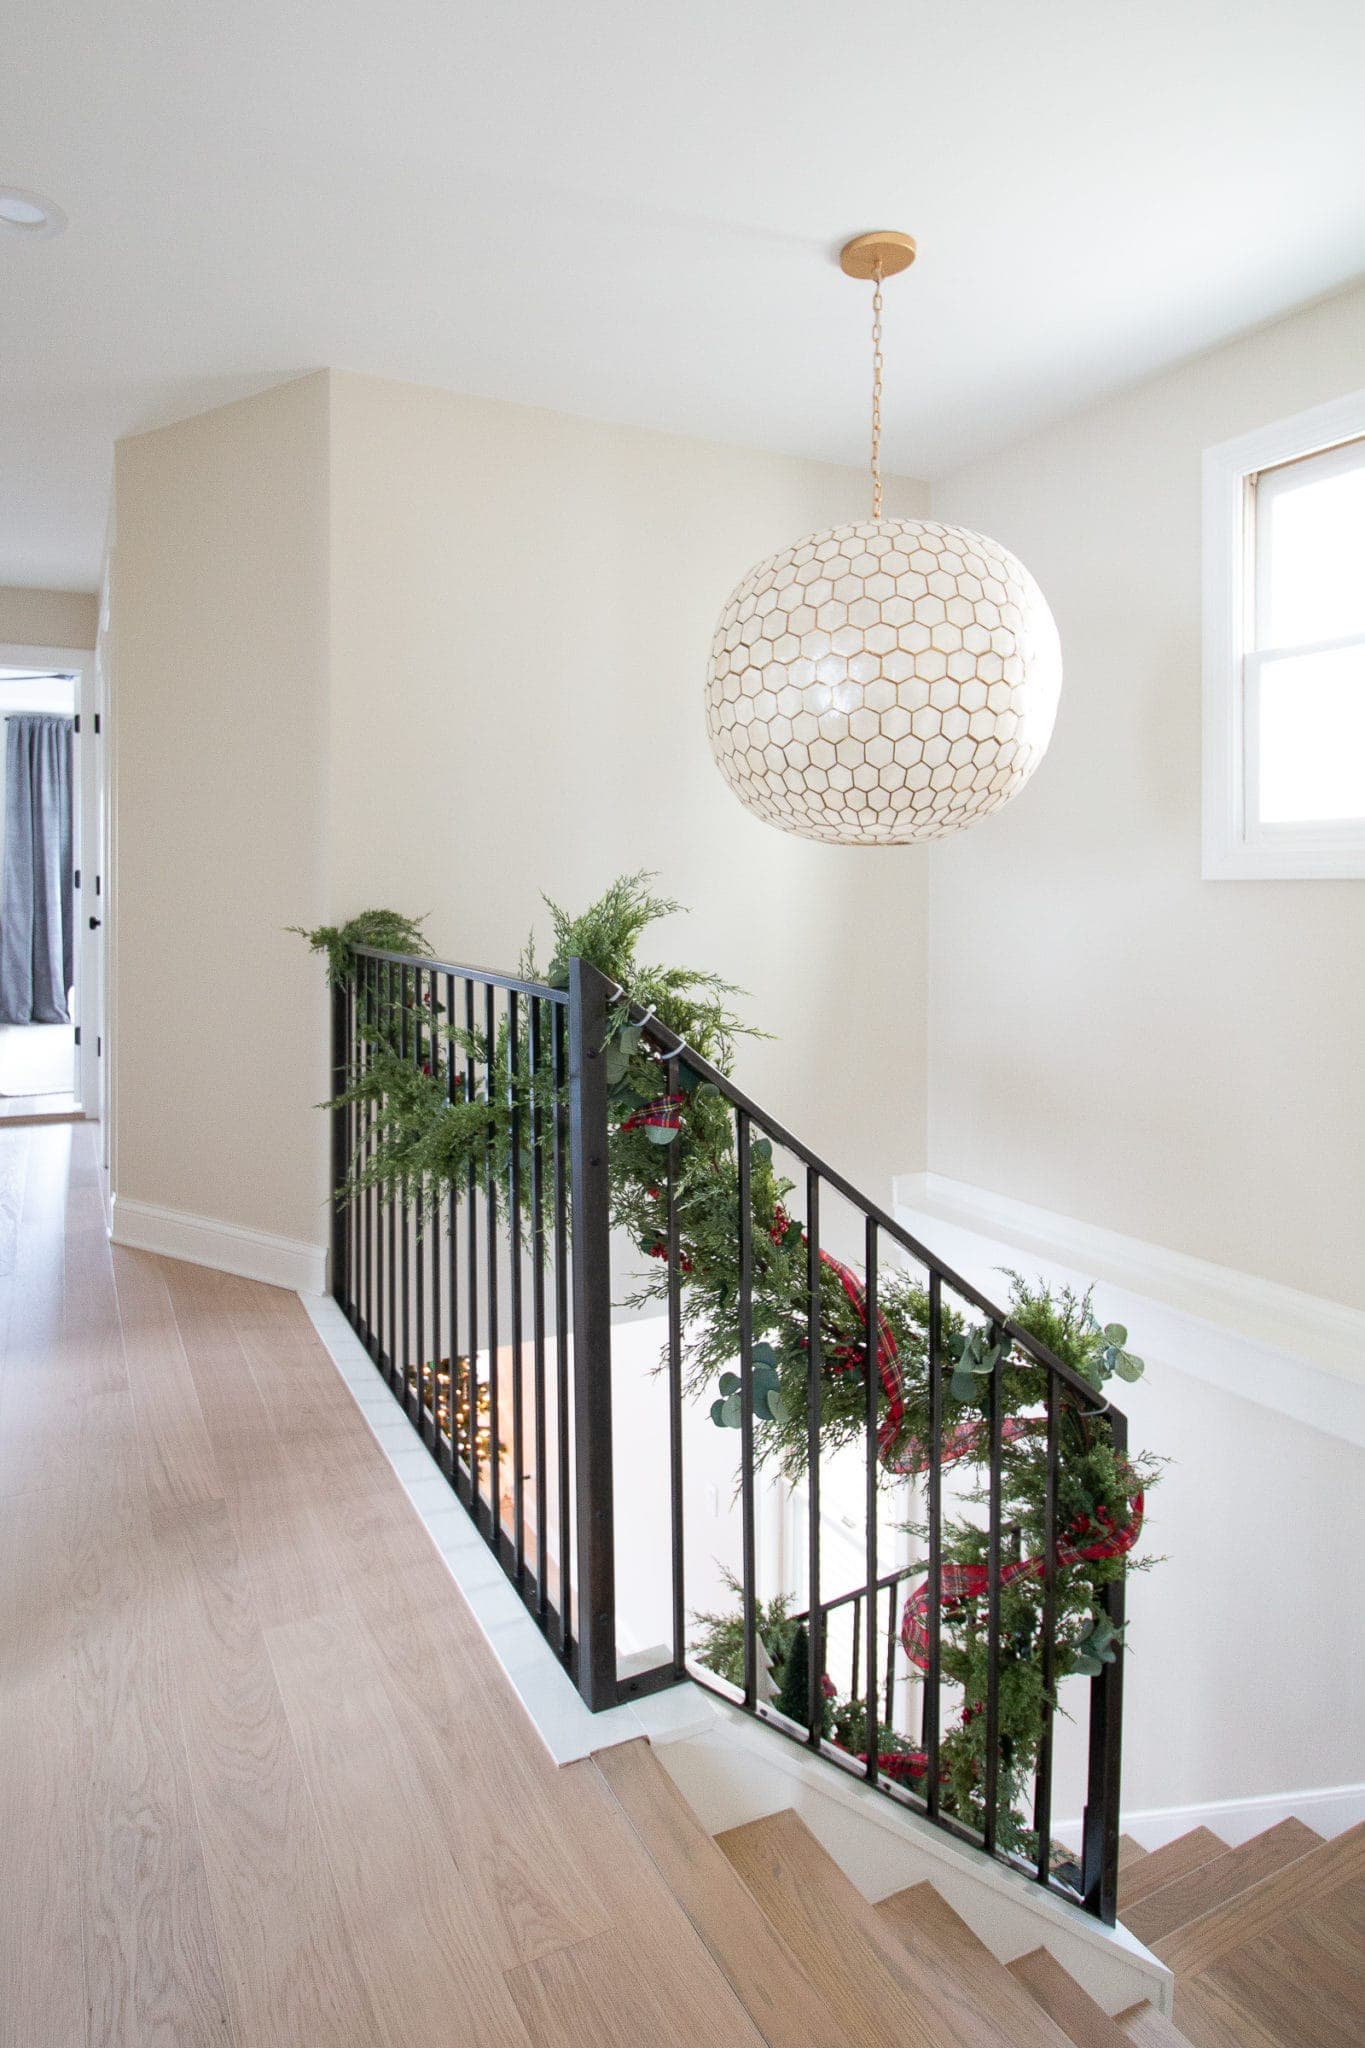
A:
0 585 98 651
326 368 931 1204
109 374 332 1245
928 280 1365 1311
107 367 931 1260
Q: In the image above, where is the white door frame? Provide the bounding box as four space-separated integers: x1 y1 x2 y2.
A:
0 640 103 1117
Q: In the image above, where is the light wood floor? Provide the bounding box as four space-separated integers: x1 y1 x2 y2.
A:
0 1122 763 2048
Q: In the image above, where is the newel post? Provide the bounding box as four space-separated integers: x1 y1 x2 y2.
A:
567 955 619 1710
1081 1404 1127 1924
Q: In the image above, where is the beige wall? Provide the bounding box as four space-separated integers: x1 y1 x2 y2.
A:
110 373 331 1242
327 369 930 1207
109 367 930 1252
0 584 99 650
928 282 1365 1308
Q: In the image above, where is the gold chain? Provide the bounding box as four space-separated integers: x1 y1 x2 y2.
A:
870 260 884 520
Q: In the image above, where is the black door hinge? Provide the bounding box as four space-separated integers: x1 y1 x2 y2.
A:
95 713 101 734
74 867 81 889
73 714 80 733
97 1036 102 1058
74 1025 81 1046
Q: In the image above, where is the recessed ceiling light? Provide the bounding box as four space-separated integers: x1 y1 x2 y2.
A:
0 185 67 238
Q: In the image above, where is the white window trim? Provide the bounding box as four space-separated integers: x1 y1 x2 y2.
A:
1202 388 1365 880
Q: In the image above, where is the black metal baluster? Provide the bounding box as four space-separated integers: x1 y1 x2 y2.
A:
925 1271 943 1821
386 961 398 1392
864 1217 879 1782
427 969 443 1456
1034 1371 1060 1885
666 1051 685 1675
805 1168 823 1747
507 991 525 1586
884 1579 898 1730
983 1327 1004 1852
552 1000 571 1655
400 967 412 1410
736 1110 757 1710
465 978 480 1510
414 967 427 1439
529 997 548 1620
851 1599 861 1703
444 972 460 1472
484 981 501 1553
361 958 373 1352
1082 1405 1127 1925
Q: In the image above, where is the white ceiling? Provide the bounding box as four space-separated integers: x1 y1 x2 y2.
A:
3 0 1364 589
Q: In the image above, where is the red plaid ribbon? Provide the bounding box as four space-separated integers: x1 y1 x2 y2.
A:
621 1093 684 1133
900 1412 1144 1670
818 1250 907 1459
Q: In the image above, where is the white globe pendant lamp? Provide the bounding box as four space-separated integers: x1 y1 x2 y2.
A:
705 231 1062 845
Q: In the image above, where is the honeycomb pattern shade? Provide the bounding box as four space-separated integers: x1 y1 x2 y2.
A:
705 518 1062 844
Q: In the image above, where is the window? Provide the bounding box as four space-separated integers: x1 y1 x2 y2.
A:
1203 391 1365 878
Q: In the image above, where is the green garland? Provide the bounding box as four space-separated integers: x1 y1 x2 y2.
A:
303 875 1159 1862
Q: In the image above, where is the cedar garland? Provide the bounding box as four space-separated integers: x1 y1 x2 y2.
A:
303 875 1158 1863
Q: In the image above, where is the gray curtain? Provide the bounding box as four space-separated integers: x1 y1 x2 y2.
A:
0 715 75 1024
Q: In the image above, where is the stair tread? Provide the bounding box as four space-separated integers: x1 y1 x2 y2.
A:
593 1742 848 2048
1116 2001 1195 2045
1118 1835 1149 1872
1123 1818 1322 1946
1158 1819 1365 2048
718 1806 1056 2047
1119 1829 1228 1909
1009 1947 1131 2047
876 1883 1074 2046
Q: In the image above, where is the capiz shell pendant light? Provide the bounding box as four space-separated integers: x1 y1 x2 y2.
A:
705 231 1062 844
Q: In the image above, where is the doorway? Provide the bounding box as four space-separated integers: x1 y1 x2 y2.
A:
0 643 103 1126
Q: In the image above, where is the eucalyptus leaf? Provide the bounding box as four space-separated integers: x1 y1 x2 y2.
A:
721 1391 742 1427
1103 1322 1129 1346
718 1372 740 1396
709 1398 727 1428
950 1366 979 1404
646 1123 678 1146
1113 1351 1145 1382
752 1341 777 1368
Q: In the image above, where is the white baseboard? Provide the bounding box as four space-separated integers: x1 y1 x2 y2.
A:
1056 1781 1365 1855
894 1170 1365 1448
110 1194 328 1294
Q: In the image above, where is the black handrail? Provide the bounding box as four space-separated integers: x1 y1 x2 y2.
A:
328 943 1129 1926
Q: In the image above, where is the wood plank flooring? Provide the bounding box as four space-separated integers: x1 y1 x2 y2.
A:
0 1122 762 2048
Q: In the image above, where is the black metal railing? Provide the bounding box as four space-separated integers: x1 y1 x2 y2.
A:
329 946 1130 1924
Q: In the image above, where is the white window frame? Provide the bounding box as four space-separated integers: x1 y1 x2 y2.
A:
1202 388 1365 880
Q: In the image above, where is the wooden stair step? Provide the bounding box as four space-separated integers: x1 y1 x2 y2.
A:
1118 1835 1149 1873
719 1805 1046 2047
1120 1829 1227 1910
593 1741 847 2048
1158 1820 1365 2048
1009 1948 1131 2047
1116 2001 1195 2045
1123 1818 1322 1947
876 1883 1073 2046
